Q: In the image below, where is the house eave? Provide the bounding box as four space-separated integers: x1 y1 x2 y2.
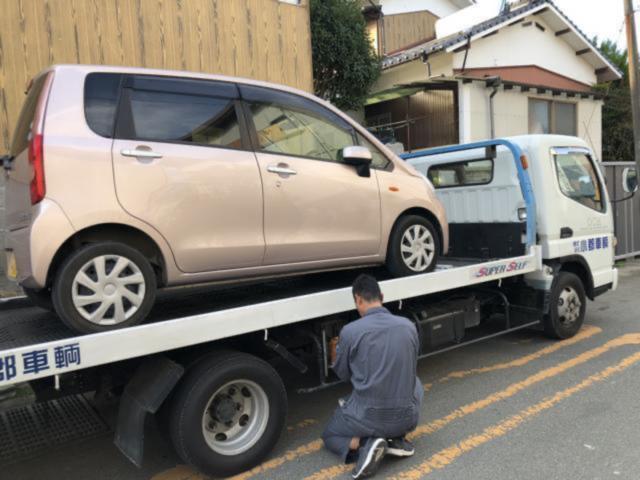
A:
381 0 622 83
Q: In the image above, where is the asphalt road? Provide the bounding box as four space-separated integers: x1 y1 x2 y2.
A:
4 262 640 480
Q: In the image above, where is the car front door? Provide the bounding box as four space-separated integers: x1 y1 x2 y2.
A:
240 85 381 265
111 76 264 273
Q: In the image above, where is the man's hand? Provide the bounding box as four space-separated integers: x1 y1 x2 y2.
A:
329 336 339 365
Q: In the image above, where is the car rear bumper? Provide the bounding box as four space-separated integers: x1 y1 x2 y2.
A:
6 199 74 288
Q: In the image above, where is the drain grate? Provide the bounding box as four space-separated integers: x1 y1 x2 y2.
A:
0 394 109 465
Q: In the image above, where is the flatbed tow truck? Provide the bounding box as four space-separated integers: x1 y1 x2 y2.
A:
0 136 623 477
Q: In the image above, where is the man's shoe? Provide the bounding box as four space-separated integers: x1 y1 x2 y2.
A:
386 437 415 457
352 437 387 479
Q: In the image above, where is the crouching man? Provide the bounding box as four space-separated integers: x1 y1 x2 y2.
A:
322 274 424 479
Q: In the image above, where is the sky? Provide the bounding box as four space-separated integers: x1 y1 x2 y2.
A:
477 0 629 49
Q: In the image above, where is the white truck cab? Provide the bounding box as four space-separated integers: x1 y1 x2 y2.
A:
407 135 617 338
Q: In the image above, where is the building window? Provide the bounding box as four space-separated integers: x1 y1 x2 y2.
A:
529 99 576 136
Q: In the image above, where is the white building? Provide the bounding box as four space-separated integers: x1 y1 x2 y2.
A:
363 0 621 159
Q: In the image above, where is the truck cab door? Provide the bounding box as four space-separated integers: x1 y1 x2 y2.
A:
548 147 614 288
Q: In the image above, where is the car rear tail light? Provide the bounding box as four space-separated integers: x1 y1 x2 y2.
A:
28 72 53 205
29 132 45 204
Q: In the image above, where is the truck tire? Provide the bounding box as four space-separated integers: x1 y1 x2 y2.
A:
51 242 157 334
543 272 586 339
23 286 54 312
168 351 287 477
387 215 440 276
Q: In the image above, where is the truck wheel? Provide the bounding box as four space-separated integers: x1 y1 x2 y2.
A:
168 351 287 477
23 286 54 312
543 272 586 339
387 215 440 276
52 242 157 334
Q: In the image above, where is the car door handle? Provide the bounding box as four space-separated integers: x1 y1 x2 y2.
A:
267 164 297 176
121 149 163 159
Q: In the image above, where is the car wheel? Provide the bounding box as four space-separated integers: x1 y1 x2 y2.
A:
387 215 440 277
52 242 157 334
23 286 55 312
543 272 586 339
168 351 287 477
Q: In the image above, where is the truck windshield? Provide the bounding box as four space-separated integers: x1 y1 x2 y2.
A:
554 152 604 212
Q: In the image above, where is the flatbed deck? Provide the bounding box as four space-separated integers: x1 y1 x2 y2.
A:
0 248 541 388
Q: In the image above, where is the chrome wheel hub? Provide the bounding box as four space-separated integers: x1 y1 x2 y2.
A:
202 380 269 456
71 255 146 326
557 286 582 325
400 225 435 272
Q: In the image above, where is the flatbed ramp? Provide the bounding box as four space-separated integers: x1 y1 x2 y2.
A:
0 248 541 388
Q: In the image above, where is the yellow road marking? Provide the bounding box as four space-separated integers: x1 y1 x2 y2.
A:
229 440 324 480
150 465 207 480
391 350 640 479
437 325 601 383
287 419 318 432
302 332 640 480
153 327 603 480
423 325 601 393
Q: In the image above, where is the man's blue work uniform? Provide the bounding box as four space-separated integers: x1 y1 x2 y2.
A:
322 306 424 462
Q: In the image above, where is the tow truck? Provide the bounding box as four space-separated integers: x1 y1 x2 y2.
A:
0 135 628 477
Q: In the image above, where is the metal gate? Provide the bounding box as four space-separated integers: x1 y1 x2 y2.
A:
603 162 640 259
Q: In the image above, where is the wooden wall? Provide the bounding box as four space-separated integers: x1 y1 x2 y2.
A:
383 10 438 55
0 0 313 152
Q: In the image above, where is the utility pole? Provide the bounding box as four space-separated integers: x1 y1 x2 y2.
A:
624 0 640 173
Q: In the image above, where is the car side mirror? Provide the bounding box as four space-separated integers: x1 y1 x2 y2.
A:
623 167 638 193
341 146 372 178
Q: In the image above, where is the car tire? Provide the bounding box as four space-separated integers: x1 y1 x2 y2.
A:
543 272 586 339
23 286 55 312
51 242 157 334
168 350 287 478
387 215 440 277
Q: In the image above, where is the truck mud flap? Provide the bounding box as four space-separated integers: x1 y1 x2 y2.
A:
114 356 184 467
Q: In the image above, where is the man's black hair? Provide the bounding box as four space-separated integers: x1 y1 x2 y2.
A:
352 274 382 302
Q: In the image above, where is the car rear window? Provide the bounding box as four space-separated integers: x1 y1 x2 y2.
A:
428 159 494 188
10 74 48 156
84 73 123 137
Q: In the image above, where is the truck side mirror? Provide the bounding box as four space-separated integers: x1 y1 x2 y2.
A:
340 146 372 177
622 167 638 193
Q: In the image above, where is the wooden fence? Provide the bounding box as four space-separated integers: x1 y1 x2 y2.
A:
0 0 313 152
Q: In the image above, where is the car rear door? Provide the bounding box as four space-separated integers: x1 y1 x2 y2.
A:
111 75 264 273
239 85 381 265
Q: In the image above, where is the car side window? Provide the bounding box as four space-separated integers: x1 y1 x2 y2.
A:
240 85 356 163
247 102 355 163
356 133 391 169
84 73 123 138
119 77 244 149
427 159 493 188
554 152 604 212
